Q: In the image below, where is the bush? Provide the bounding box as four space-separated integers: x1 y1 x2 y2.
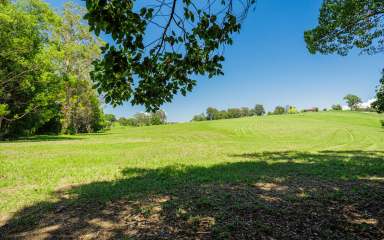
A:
273 106 285 115
381 120 384 128
192 114 206 121
254 104 265 116
331 104 342 111
287 106 298 114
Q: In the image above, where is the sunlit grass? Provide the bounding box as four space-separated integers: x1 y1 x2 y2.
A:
0 111 383 218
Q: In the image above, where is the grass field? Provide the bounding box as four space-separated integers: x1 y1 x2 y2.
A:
1 111 384 239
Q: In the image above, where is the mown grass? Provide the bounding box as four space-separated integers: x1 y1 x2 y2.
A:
0 111 384 239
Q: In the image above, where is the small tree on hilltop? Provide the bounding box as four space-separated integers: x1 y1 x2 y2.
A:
273 106 285 115
332 104 342 111
206 107 220 121
192 113 206 121
254 104 265 116
287 106 298 114
343 94 362 111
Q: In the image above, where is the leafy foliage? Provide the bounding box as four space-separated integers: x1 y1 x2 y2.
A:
254 104 265 116
305 0 384 56
287 106 298 114
273 106 285 115
332 104 342 111
84 0 256 111
0 0 105 138
193 104 266 121
343 94 362 110
0 0 62 138
372 71 384 113
56 2 105 134
118 110 167 127
306 0 384 113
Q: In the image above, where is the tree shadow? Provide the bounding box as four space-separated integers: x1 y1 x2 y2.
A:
1 150 384 239
1 135 84 143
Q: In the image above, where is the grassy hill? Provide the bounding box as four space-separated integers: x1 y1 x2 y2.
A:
1 111 384 239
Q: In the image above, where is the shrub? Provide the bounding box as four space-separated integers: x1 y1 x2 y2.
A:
273 106 285 115
254 104 265 116
287 106 298 114
192 114 206 121
332 104 342 111
381 120 384 128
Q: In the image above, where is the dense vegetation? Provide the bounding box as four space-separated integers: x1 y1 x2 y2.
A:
1 111 384 239
192 105 266 121
0 0 105 139
118 110 167 127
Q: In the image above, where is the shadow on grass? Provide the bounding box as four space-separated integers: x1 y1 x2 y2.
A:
1 151 384 239
1 135 84 143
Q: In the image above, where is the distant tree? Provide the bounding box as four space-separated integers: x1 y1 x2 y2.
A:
254 104 265 116
273 106 285 115
118 117 137 126
151 110 167 125
133 113 151 126
218 110 229 119
287 106 298 114
206 107 220 121
239 107 250 117
332 104 342 111
227 108 242 118
343 94 362 110
192 113 206 122
104 114 117 123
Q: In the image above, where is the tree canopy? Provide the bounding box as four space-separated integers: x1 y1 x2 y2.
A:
343 94 362 110
305 0 384 113
372 72 384 113
0 0 105 138
305 0 384 56
84 0 256 111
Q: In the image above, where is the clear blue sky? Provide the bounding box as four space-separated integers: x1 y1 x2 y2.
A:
45 0 383 122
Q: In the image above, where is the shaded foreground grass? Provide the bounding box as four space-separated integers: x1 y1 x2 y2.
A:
1 150 384 239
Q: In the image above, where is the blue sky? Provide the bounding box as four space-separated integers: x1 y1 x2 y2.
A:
45 0 383 122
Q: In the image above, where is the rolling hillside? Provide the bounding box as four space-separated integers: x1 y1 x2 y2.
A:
1 111 384 239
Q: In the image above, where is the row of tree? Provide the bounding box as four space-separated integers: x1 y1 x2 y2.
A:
0 0 105 139
192 105 266 121
333 94 375 112
106 110 167 127
193 94 377 122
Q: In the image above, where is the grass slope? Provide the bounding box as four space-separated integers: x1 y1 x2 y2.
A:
1 111 384 239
